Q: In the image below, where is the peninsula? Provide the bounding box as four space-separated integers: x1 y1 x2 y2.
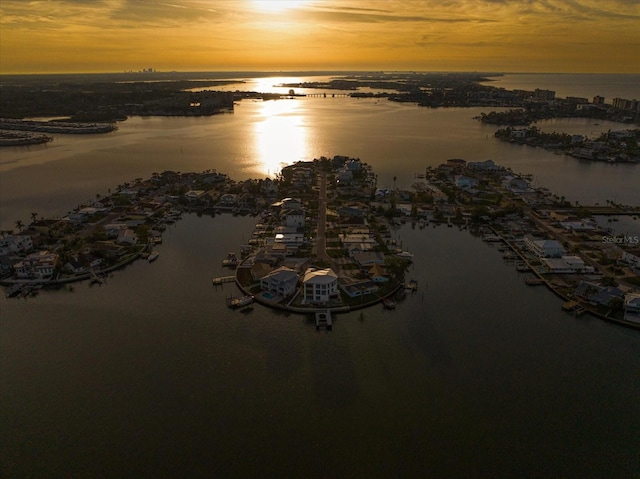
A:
2 156 639 329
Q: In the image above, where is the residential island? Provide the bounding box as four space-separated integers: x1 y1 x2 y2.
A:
2 155 639 329
494 127 640 163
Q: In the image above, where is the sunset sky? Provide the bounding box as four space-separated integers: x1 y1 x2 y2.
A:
1 0 639 74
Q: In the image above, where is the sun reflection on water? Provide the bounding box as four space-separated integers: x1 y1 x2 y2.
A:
254 99 308 176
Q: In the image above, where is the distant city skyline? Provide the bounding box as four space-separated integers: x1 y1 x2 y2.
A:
1 0 639 74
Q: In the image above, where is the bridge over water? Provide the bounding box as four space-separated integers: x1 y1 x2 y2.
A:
283 92 353 98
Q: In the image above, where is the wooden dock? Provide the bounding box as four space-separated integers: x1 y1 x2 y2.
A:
315 310 332 330
212 275 235 285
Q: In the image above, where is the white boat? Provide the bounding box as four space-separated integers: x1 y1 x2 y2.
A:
148 251 160 262
383 298 396 310
395 251 414 260
227 295 254 309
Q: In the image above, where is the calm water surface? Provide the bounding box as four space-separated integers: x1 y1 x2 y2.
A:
1 74 640 477
2 214 639 477
1 98 638 231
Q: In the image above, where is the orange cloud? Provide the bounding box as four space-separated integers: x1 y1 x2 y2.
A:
1 0 638 73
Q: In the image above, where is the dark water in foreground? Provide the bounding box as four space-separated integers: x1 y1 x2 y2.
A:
2 213 639 477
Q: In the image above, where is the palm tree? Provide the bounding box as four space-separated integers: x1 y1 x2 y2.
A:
30 212 38 224
14 220 24 233
393 176 397 193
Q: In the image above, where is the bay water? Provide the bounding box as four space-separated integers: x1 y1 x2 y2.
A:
1 74 639 477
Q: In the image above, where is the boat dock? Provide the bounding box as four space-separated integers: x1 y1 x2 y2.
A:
212 276 236 285
315 310 332 330
89 271 104 284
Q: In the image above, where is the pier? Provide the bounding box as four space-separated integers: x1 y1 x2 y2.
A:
212 275 236 285
315 310 333 330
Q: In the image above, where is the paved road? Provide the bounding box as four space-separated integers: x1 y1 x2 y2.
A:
316 172 329 262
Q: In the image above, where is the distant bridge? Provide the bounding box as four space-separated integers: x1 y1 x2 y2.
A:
292 92 353 98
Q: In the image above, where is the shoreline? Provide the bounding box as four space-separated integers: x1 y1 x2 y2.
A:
2 156 638 329
488 226 640 330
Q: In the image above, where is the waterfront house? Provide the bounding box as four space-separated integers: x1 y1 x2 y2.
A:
260 178 278 196
302 268 339 304
524 235 566 258
455 175 479 189
541 256 594 274
67 212 88 223
559 220 597 232
339 278 379 298
575 281 624 306
117 228 137 245
274 232 305 246
202 172 227 184
65 258 87 275
260 266 299 298
503 177 532 194
396 203 413 216
621 249 640 272
509 130 528 141
184 190 207 202
14 251 59 279
237 193 255 210
342 233 377 250
624 293 640 324
352 251 385 267
0 235 33 255
368 264 389 282
217 194 237 207
467 159 501 172
446 158 467 168
292 168 314 187
346 243 374 256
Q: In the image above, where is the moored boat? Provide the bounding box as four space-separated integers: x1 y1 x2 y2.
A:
383 298 396 310
148 251 160 262
227 295 255 309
